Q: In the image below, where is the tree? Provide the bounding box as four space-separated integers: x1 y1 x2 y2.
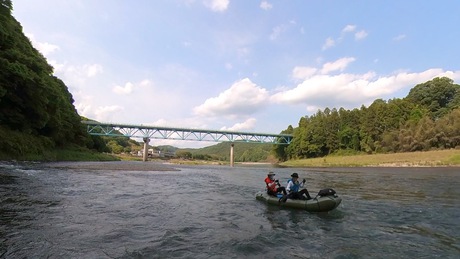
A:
434 108 460 148
0 6 98 157
338 108 361 151
238 147 269 162
273 125 293 161
176 150 192 159
106 140 123 154
406 77 460 119
0 0 12 12
359 100 387 153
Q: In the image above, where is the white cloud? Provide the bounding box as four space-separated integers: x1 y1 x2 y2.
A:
272 68 460 110
76 98 115 123
326 25 366 49
237 47 250 59
94 105 124 122
321 57 356 74
26 33 60 56
355 30 368 40
85 64 103 77
322 37 335 50
193 78 269 117
147 118 170 127
179 0 196 7
220 118 257 131
270 21 297 40
393 34 406 41
292 57 355 80
270 25 285 40
37 42 60 56
51 63 104 94
145 118 208 129
75 100 94 119
214 31 256 62
342 24 356 33
113 82 134 95
112 80 152 95
292 67 318 80
140 79 152 87
203 0 229 12
48 59 65 73
260 1 273 10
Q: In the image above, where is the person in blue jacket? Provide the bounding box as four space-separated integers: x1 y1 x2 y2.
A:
283 173 312 201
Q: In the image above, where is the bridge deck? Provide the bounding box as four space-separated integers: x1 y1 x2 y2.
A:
82 121 292 144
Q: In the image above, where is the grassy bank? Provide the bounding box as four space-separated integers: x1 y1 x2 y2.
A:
281 149 460 167
115 149 460 167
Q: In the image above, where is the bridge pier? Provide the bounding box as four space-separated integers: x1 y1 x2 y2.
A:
143 137 150 162
230 143 234 167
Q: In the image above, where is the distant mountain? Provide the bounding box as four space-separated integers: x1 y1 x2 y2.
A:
179 142 275 162
156 145 179 152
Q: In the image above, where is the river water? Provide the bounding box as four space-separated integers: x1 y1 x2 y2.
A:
0 161 459 258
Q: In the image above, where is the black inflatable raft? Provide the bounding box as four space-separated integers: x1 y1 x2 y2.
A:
256 190 342 212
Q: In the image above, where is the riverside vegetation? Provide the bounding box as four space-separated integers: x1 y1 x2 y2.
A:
1 0 459 165
281 149 460 167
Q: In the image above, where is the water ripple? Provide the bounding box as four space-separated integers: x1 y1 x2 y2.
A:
0 162 459 258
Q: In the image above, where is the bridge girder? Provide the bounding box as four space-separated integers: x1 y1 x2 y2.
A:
82 121 292 144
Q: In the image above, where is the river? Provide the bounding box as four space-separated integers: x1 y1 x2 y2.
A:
0 161 459 258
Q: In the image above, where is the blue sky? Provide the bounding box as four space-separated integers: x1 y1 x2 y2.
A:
12 0 460 148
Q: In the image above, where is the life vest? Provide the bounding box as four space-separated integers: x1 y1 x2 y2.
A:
264 177 277 192
287 179 300 192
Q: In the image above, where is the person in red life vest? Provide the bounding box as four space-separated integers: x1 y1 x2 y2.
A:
264 172 287 197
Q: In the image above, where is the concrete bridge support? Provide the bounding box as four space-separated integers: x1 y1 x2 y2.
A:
143 137 150 162
230 143 234 167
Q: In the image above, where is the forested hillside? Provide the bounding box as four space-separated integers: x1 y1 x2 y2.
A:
179 142 274 162
0 1 106 159
274 77 460 161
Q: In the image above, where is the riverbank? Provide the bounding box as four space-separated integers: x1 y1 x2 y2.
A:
281 149 460 167
40 161 179 171
4 147 459 168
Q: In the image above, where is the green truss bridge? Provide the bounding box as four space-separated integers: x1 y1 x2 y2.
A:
82 120 293 166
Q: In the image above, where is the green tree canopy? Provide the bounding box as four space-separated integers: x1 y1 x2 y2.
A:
0 0 12 12
406 77 460 119
0 2 101 157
